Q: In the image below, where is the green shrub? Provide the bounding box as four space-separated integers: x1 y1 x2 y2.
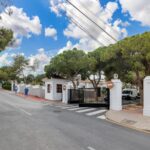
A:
2 81 11 91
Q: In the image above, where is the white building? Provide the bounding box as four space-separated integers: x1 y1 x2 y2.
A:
44 78 94 102
44 77 109 103
44 78 68 101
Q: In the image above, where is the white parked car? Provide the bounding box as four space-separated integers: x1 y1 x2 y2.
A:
122 89 138 100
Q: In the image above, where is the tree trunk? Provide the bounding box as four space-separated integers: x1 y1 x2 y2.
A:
92 81 99 102
139 86 143 105
136 71 143 105
95 88 99 102
88 77 99 102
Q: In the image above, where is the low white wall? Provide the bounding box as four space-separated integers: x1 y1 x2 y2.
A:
17 84 45 98
29 85 45 98
77 82 93 88
18 84 25 93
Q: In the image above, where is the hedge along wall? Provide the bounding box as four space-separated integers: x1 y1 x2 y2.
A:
2 81 11 91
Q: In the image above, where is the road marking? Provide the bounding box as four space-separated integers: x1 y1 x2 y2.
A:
6 103 32 116
18 108 32 116
86 110 107 116
61 106 78 109
54 105 65 108
76 108 96 113
42 103 53 106
87 146 96 150
97 115 106 120
68 107 88 111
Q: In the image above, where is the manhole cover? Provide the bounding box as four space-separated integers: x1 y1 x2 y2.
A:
121 119 137 125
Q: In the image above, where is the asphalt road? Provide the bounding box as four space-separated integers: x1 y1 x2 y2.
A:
0 90 150 150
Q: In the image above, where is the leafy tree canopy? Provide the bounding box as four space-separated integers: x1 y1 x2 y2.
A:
12 55 28 78
0 28 13 51
45 49 89 88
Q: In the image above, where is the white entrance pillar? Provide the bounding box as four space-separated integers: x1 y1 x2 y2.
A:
110 79 122 111
62 84 70 104
143 76 150 116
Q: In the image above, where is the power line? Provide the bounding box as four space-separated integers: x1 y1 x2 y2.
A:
66 0 118 42
67 11 111 46
62 3 111 45
66 2 116 44
70 17 105 46
78 0 120 38
62 3 106 46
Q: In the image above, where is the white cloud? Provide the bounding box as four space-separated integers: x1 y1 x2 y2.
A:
0 52 26 67
58 39 102 54
8 37 22 49
0 48 51 75
58 41 73 54
0 53 11 66
0 6 42 48
27 48 51 75
121 21 130 27
119 0 150 26
49 0 64 16
45 27 57 40
49 0 128 52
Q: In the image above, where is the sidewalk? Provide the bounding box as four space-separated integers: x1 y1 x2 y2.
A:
16 93 63 104
106 105 150 133
16 93 48 102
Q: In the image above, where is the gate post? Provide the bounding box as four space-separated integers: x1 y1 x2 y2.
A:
62 84 70 104
143 76 150 116
110 79 122 111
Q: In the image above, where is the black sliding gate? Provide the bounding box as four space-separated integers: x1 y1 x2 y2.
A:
68 88 110 109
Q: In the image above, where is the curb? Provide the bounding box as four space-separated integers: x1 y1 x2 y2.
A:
15 93 48 103
105 114 150 134
15 93 62 105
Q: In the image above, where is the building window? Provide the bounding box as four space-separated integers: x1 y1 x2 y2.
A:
57 84 62 93
47 84 51 93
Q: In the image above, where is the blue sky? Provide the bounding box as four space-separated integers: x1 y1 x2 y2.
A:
0 0 150 73
11 0 69 56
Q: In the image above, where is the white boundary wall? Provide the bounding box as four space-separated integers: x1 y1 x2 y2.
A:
17 84 45 98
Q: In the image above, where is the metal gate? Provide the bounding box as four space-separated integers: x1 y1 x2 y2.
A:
68 88 110 108
68 89 84 104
